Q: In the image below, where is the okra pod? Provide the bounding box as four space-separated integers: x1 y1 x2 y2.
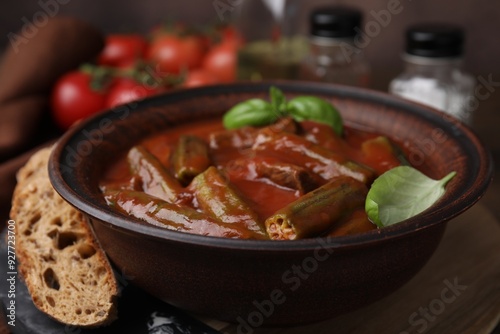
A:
265 176 368 240
104 190 258 239
191 166 267 237
172 135 211 185
360 136 405 175
127 145 183 202
326 209 376 237
253 128 375 184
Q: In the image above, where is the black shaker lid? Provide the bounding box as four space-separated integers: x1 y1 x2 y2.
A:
310 6 362 38
405 23 464 57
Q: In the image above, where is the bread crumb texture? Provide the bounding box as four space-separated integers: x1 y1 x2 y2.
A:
10 147 118 327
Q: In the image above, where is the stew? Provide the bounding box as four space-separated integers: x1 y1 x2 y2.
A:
100 116 405 240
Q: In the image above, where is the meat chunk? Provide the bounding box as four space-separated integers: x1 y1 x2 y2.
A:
227 156 319 194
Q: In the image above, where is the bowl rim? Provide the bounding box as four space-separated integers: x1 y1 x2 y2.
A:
48 81 494 251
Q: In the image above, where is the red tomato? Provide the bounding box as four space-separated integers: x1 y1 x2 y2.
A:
105 79 162 108
147 35 206 74
51 71 107 130
182 35 208 68
202 41 237 83
98 34 148 67
183 69 219 88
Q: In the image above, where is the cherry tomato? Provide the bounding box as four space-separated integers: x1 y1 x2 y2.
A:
105 78 162 108
202 41 237 83
182 35 208 68
147 35 206 74
183 69 219 88
51 71 107 130
98 34 148 67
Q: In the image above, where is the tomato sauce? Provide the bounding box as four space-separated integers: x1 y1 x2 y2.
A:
101 118 403 238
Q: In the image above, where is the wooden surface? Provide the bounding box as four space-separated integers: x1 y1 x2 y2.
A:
470 91 500 224
200 202 500 334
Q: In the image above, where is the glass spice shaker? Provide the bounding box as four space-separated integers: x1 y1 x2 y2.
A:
389 24 475 124
299 6 371 87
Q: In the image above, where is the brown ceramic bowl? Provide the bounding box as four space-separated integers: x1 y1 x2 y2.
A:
49 81 492 326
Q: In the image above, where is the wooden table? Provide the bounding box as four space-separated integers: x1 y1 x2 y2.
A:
470 93 500 223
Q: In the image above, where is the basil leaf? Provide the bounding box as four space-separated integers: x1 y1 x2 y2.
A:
286 96 343 135
270 86 287 114
223 98 277 129
222 87 345 133
365 166 456 227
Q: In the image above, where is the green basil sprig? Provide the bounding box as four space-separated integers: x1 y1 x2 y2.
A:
222 86 343 135
365 166 456 227
287 96 343 136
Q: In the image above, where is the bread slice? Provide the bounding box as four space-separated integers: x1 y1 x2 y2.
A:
9 147 118 327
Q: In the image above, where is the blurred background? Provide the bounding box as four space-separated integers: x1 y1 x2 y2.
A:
1 0 499 80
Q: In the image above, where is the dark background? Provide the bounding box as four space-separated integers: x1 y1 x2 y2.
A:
0 0 499 83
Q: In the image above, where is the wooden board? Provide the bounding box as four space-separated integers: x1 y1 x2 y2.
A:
199 202 500 333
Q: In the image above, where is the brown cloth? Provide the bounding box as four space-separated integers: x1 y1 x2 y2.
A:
0 17 104 161
0 16 104 213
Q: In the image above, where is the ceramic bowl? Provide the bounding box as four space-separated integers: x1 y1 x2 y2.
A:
48 81 493 326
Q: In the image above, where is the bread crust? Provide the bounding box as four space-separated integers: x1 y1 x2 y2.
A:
9 147 118 327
